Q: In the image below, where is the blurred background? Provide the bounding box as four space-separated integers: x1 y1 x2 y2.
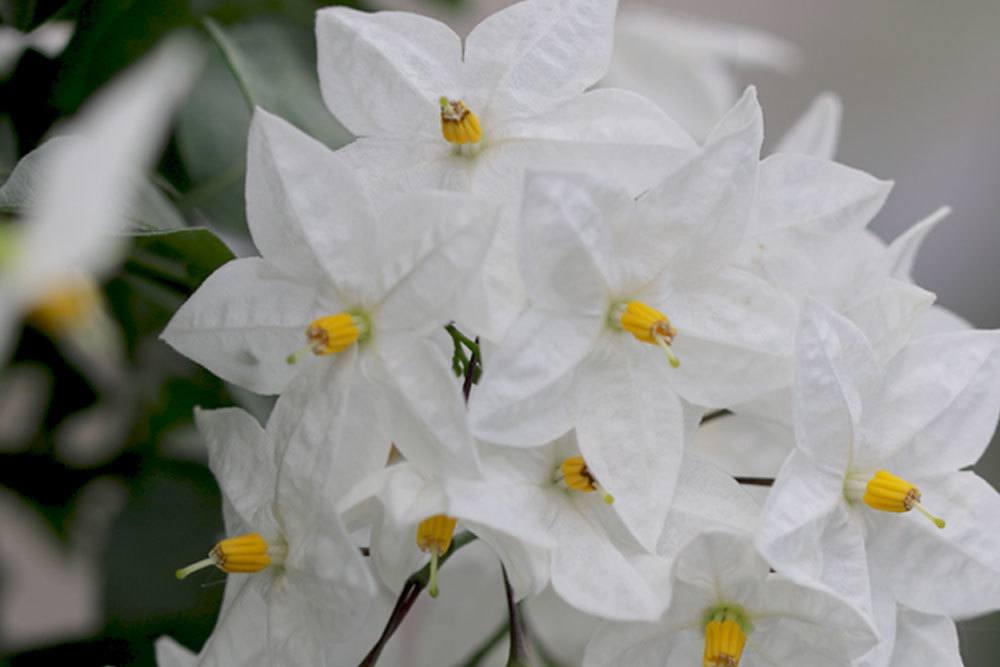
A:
0 0 998 664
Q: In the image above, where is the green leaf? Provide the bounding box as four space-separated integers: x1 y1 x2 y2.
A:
124 227 235 294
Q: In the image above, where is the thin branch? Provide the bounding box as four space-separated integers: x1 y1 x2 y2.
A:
734 477 775 487
458 621 509 667
699 409 732 425
503 565 531 667
358 531 477 667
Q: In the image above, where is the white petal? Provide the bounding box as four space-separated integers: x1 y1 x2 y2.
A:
469 310 601 447
842 278 934 363
914 304 971 337
869 471 1000 617
549 502 664 621
872 329 1000 473
774 93 842 160
757 451 874 617
374 190 499 332
883 207 950 281
794 300 878 470
315 7 461 138
445 477 558 553
751 154 892 238
634 87 762 276
852 586 899 667
246 109 374 298
889 608 962 667
693 412 794 479
154 636 196 666
463 0 617 118
671 530 768 604
518 170 616 312
13 39 199 296
335 135 472 197
193 579 272 666
377 335 481 477
652 266 797 407
161 257 336 395
574 341 685 551
749 616 859 667
195 407 275 530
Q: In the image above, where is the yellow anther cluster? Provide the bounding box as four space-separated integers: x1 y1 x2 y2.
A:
703 617 747 667
439 97 482 145
618 300 680 368
864 470 945 528
558 456 614 504
176 532 279 580
27 278 101 335
417 514 458 556
306 313 360 356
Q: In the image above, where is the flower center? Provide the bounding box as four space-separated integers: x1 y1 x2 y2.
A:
287 310 370 364
702 603 751 667
554 455 614 504
26 277 102 335
175 532 287 580
844 469 945 529
439 97 482 146
417 514 458 598
612 300 680 368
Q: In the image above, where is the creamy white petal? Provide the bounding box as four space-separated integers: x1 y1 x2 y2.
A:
872 330 1000 473
161 257 336 395
195 407 275 531
868 471 1000 617
246 109 374 297
774 93 842 160
889 607 962 667
316 7 461 138
883 207 950 281
469 310 601 447
463 0 617 119
751 154 892 238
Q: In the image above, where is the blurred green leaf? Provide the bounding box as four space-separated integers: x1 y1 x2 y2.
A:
124 227 235 295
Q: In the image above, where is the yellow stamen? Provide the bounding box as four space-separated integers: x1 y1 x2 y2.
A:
288 311 367 363
557 456 615 504
864 470 946 529
439 97 482 145
703 608 749 667
618 300 680 368
175 532 284 580
417 514 458 598
26 278 102 335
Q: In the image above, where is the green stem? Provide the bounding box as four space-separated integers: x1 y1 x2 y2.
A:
458 622 509 667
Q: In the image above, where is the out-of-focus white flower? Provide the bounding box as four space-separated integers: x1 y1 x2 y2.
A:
0 38 199 368
584 530 877 667
316 0 697 340
171 406 376 665
758 301 1000 623
603 8 799 142
470 90 795 549
774 93 843 160
163 109 498 477
0 21 73 77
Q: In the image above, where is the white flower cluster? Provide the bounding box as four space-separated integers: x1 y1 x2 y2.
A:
137 1 997 666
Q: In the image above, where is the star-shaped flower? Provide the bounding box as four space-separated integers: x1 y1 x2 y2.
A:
757 300 1000 623
584 530 876 667
163 109 498 476
470 90 796 549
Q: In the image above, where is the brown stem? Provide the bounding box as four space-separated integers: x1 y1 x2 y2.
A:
734 476 775 487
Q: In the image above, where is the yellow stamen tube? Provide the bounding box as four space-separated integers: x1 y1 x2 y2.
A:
703 617 747 667
439 97 482 145
618 300 680 368
176 532 282 580
558 456 615 504
287 311 366 364
417 514 458 598
27 278 102 335
864 470 946 529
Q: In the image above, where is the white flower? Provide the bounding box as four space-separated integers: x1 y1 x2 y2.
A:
603 8 799 142
470 90 795 549
0 39 198 367
171 406 376 665
162 109 498 477
757 300 1000 623
584 530 877 667
444 433 758 622
0 20 73 76
774 93 843 160
316 0 697 340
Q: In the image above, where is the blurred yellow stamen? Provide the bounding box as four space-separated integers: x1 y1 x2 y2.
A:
27 277 101 335
864 470 946 529
417 514 458 598
175 532 286 580
617 300 680 368
287 311 368 364
557 456 614 504
440 97 482 145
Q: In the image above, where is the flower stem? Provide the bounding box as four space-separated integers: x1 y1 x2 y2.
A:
503 565 532 667
734 477 775 487
358 531 477 666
